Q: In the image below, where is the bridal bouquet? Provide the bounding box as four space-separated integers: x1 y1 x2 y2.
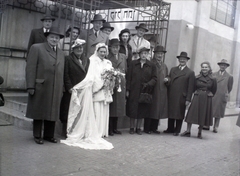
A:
101 68 125 94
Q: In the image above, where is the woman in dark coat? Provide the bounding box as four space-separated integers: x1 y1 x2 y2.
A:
60 39 90 138
144 45 168 134
181 61 217 139
126 47 157 135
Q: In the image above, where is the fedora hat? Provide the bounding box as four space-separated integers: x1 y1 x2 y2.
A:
72 39 86 49
217 59 230 66
138 47 150 54
41 14 55 21
100 22 114 31
154 45 167 53
91 14 106 23
109 38 120 46
135 23 149 32
177 51 190 60
44 27 64 39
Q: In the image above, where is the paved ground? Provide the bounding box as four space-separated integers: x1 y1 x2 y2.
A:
0 114 239 176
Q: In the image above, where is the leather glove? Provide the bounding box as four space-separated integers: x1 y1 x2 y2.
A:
27 89 35 95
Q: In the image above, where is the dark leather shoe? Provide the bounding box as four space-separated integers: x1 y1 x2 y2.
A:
213 129 218 133
144 130 151 134
34 138 44 145
163 130 174 133
109 132 114 136
152 130 160 134
44 137 58 143
202 127 210 130
173 133 179 136
180 131 191 137
136 128 142 135
113 130 122 134
197 133 203 139
129 128 134 134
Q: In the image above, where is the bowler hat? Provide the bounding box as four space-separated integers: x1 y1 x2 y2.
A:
44 27 64 39
154 45 167 53
41 14 55 21
109 39 120 46
119 28 131 36
217 59 230 66
135 23 149 32
100 22 114 31
72 39 86 49
177 51 190 60
0 76 4 85
91 14 106 23
138 47 150 54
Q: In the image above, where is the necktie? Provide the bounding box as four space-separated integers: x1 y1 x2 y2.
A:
52 47 56 52
95 31 98 37
137 37 141 48
179 66 182 70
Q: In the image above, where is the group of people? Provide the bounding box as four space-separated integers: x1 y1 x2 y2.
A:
25 13 235 150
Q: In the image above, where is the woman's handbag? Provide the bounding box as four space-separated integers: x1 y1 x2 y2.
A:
0 93 5 106
138 93 152 104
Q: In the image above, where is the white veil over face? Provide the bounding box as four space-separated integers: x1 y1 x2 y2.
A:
60 42 113 150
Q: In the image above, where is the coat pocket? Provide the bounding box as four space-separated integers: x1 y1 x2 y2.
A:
35 79 45 84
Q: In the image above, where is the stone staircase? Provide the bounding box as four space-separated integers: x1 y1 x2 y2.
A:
0 93 32 130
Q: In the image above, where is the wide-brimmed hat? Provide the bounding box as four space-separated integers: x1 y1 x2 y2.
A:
72 39 86 49
91 14 106 23
109 39 120 46
100 22 114 31
135 23 149 32
177 51 190 60
0 76 4 85
44 27 64 39
217 59 230 66
154 45 167 53
138 47 150 54
119 28 131 36
41 14 55 21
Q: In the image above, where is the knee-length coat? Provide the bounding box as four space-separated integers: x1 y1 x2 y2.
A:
167 66 195 120
150 59 168 119
60 52 90 123
107 53 127 117
26 43 65 121
126 59 157 119
185 74 217 126
212 71 233 118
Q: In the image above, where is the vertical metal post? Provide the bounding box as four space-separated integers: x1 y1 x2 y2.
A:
57 0 63 28
69 0 77 54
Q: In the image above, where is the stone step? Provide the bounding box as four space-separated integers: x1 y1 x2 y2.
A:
5 99 27 113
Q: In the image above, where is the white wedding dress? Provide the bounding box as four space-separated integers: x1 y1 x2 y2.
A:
61 44 114 150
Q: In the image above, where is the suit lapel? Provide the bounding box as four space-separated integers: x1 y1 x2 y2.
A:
39 28 46 41
71 53 86 73
172 66 187 81
45 43 57 59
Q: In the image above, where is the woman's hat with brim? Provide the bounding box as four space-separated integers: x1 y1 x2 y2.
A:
72 39 86 49
100 22 114 31
135 23 149 32
41 14 55 21
217 59 230 66
138 47 150 54
0 76 4 85
177 51 190 60
109 38 120 46
154 45 167 53
91 14 106 23
44 27 64 39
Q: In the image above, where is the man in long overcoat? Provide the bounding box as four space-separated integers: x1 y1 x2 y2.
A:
60 39 90 138
164 51 195 136
211 59 233 133
79 14 108 58
107 39 127 136
26 27 65 144
144 45 168 134
27 14 55 55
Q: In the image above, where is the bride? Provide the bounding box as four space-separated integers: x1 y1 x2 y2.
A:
61 43 114 150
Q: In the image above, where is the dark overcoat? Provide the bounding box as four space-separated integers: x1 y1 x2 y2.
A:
150 59 168 119
107 53 127 117
27 28 46 53
26 42 65 121
236 113 240 127
168 66 195 120
60 52 90 123
212 71 233 118
185 74 217 126
126 59 157 119
119 43 133 69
